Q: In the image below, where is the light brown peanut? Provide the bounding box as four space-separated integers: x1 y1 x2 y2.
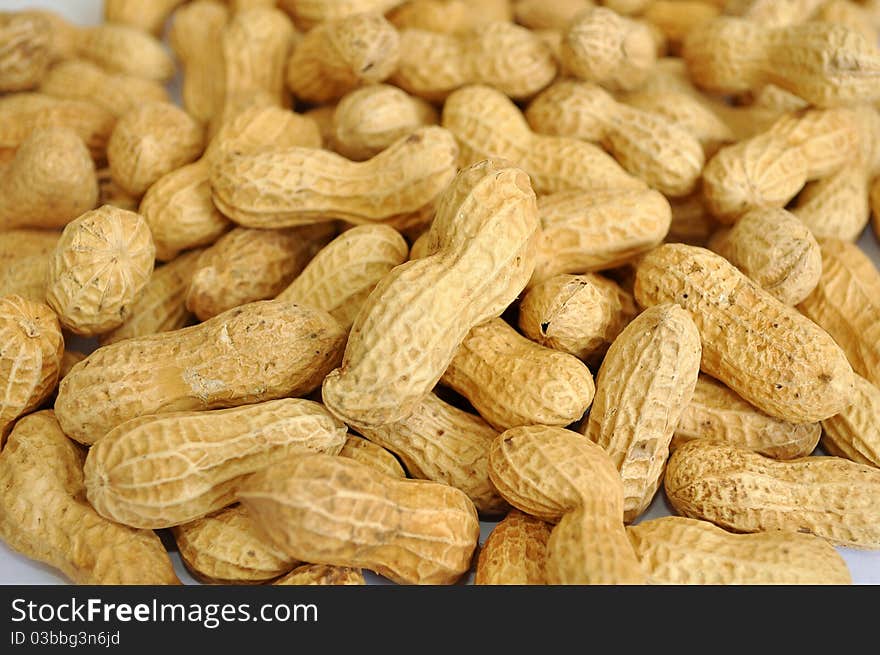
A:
665 440 880 549
821 373 880 469
513 0 594 30
0 127 97 231
628 516 851 584
442 84 646 195
273 564 366 586
321 160 538 428
475 509 551 585
390 0 513 32
0 230 60 302
0 11 51 92
75 22 175 82
19 9 79 64
0 411 179 585
238 453 481 585
278 0 406 29
488 425 646 584
58 350 86 382
641 1 720 51
0 296 63 444
45 206 156 337
55 300 346 444
673 374 821 460
339 435 406 479
104 0 187 35
634 243 855 423
84 398 347 528
873 176 880 241
392 22 556 102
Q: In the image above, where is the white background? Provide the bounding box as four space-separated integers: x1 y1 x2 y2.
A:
1 0 879 585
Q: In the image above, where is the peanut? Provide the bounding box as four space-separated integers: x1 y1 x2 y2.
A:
339 435 406 479
104 0 187 35
873 177 880 241
45 206 156 337
628 516 852 584
278 0 406 29
673 374 821 460
20 9 79 64
321 160 538 428
0 411 179 585
475 509 551 585
0 230 60 302
513 0 594 30
0 296 63 444
442 84 646 195
798 238 880 387
58 350 86 382
821 373 880 469
0 11 51 92
634 243 855 423
76 22 175 82
392 22 556 101
735 0 827 25
238 453 481 585
55 300 346 444
273 564 366 586
641 1 720 51
85 398 347 529
390 0 513 33
276 224 409 330
665 440 880 549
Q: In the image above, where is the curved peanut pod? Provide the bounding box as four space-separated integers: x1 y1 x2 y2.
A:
526 81 704 197
278 0 405 30
513 0 593 30
531 189 671 284
475 509 551 585
390 0 512 33
355 392 507 515
634 244 855 423
628 516 852 584
276 224 409 330
238 453 481 585
0 296 63 443
798 238 880 387
274 564 366 586
0 411 179 585
339 435 406 479
794 166 871 242
0 12 51 92
172 505 299 584
55 300 346 444
392 22 556 102
211 126 458 229
322 159 538 428
441 84 646 195
442 318 596 431
709 208 822 306
76 23 175 82
665 440 880 549
84 398 347 528
821 374 880 469
104 0 187 35
673 374 821 460
0 229 60 302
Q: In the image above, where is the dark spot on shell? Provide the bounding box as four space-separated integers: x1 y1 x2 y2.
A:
540 322 550 334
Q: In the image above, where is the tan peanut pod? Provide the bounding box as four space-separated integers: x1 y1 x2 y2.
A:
642 1 720 50
442 318 596 431
104 0 187 35
665 440 880 548
821 374 880 469
96 166 139 212
0 93 115 162
442 85 646 195
333 84 438 161
0 230 60 302
39 59 169 118
0 128 97 231
634 244 855 423
277 225 409 329
322 160 538 428
814 0 878 43
99 249 203 347
526 81 704 197
173 505 298 584
108 102 205 198
666 191 716 246
390 0 513 32
683 17 880 107
355 392 508 515
795 165 870 242
75 22 174 82
56 301 345 444
873 176 880 241
673 374 821 460
628 516 851 584
735 0 826 25
212 126 458 229
185 224 335 321
170 1 230 124
85 398 347 528
239 453 480 584
519 273 637 363
602 0 654 13
488 425 646 584
561 7 656 92
19 9 79 64
286 12 399 104
0 12 51 92
0 296 63 443
339 435 406 478
475 509 551 585
0 411 179 585
581 304 701 522
392 22 556 102
798 238 880 387
278 0 405 28
274 564 366 586
58 350 86 382
708 208 822 306
228 0 281 11
513 0 594 30
45 206 155 337
531 189 671 285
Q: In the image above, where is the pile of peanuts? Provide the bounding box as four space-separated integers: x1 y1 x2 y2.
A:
0 0 879 586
